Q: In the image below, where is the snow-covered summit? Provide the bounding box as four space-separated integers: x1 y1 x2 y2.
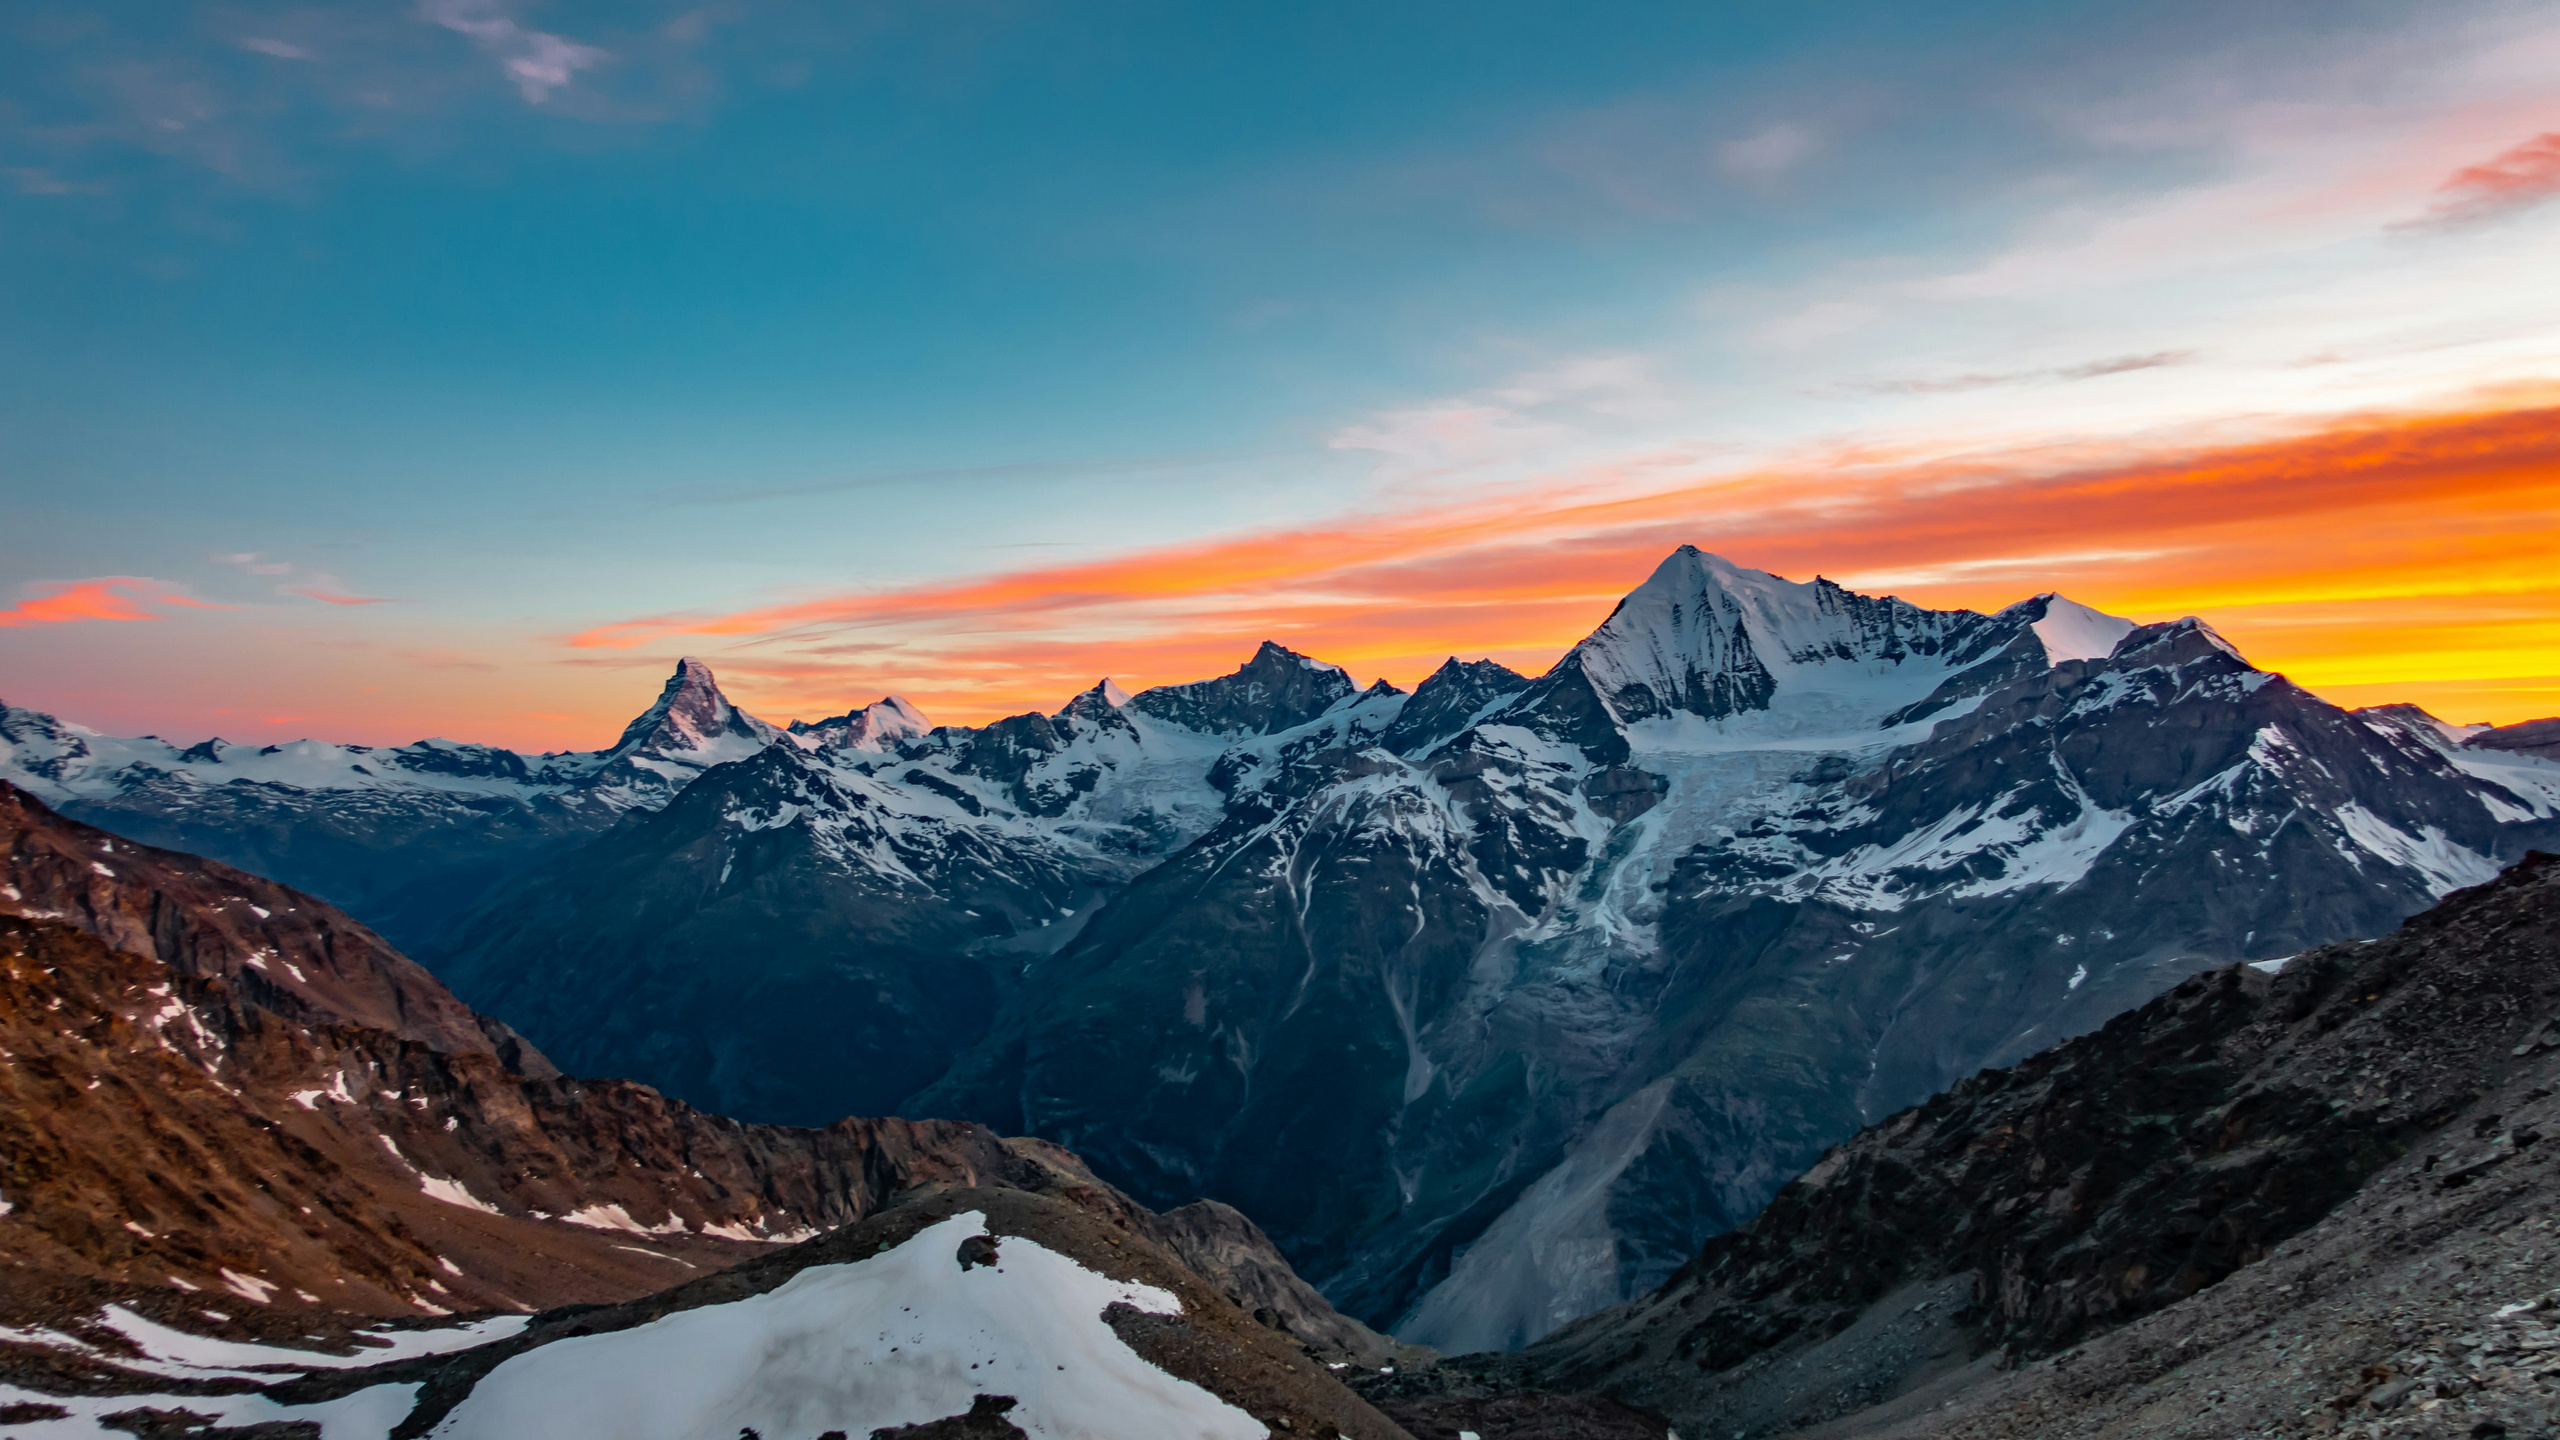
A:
789 695 931 753
606 657 783 760
2017 593 2137 665
1537 547 2011 731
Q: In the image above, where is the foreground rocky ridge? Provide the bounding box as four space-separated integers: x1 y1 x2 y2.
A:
1385 850 2560 1437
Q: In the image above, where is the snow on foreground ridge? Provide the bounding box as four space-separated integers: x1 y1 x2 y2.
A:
431 1210 1264 1440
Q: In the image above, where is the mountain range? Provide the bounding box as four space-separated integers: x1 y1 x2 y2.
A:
9 546 2558 1353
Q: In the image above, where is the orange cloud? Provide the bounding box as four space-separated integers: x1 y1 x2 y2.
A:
571 395 2560 728
0 577 230 629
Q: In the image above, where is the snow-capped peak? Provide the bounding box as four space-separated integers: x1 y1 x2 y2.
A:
1557 547 2001 727
1097 677 1132 707
791 696 931 753
2022 594 2136 666
579 659 787 806
609 658 773 756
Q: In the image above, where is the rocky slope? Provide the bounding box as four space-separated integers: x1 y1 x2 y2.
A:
0 782 1398 1390
2472 715 2560 762
19 548 2560 1354
1407 849 2560 1439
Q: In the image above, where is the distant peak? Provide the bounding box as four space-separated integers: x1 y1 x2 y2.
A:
1128 641 1359 734
606 654 782 759
1097 678 1131 707
2024 595 2136 666
1247 640 1345 674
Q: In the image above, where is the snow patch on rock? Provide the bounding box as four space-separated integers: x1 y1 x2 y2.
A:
429 1210 1261 1440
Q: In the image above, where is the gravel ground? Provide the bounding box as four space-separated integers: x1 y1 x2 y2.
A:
1835 1056 2560 1440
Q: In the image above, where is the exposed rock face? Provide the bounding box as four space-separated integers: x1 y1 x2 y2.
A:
1467 851 2560 1439
1378 658 1531 757
1130 640 1361 735
2471 715 2560 761
0 782 544 1068
1145 1199 1401 1367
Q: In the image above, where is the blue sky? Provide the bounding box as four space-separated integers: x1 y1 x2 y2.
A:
5 0 2558 744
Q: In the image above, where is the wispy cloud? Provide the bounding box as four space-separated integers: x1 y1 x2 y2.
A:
0 578 232 629
418 0 610 105
2399 130 2560 232
1326 353 1674 481
216 553 393 605
1848 350 2196 396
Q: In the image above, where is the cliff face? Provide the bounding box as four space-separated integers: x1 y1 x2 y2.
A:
1442 851 2560 1438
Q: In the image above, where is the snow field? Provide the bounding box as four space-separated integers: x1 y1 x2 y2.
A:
430 1211 1265 1440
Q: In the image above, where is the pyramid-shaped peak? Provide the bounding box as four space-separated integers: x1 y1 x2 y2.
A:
1553 546 2003 726
1247 640 1347 675
1055 677 1140 730
609 657 781 759
2012 594 2136 666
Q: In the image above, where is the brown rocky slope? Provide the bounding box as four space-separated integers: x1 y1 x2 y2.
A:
0 781 1395 1373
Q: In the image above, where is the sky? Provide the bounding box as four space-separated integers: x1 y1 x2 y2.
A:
3 0 2557 750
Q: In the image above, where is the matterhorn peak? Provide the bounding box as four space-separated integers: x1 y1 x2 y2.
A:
608 656 782 760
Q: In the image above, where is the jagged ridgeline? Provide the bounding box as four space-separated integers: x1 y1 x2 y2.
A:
8 546 2558 1350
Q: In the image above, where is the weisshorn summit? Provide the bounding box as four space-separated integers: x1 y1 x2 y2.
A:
8 548 2557 1352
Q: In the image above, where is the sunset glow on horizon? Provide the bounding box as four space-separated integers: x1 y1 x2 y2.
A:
557 392 2560 734
4 1 2555 751
9 390 2555 749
